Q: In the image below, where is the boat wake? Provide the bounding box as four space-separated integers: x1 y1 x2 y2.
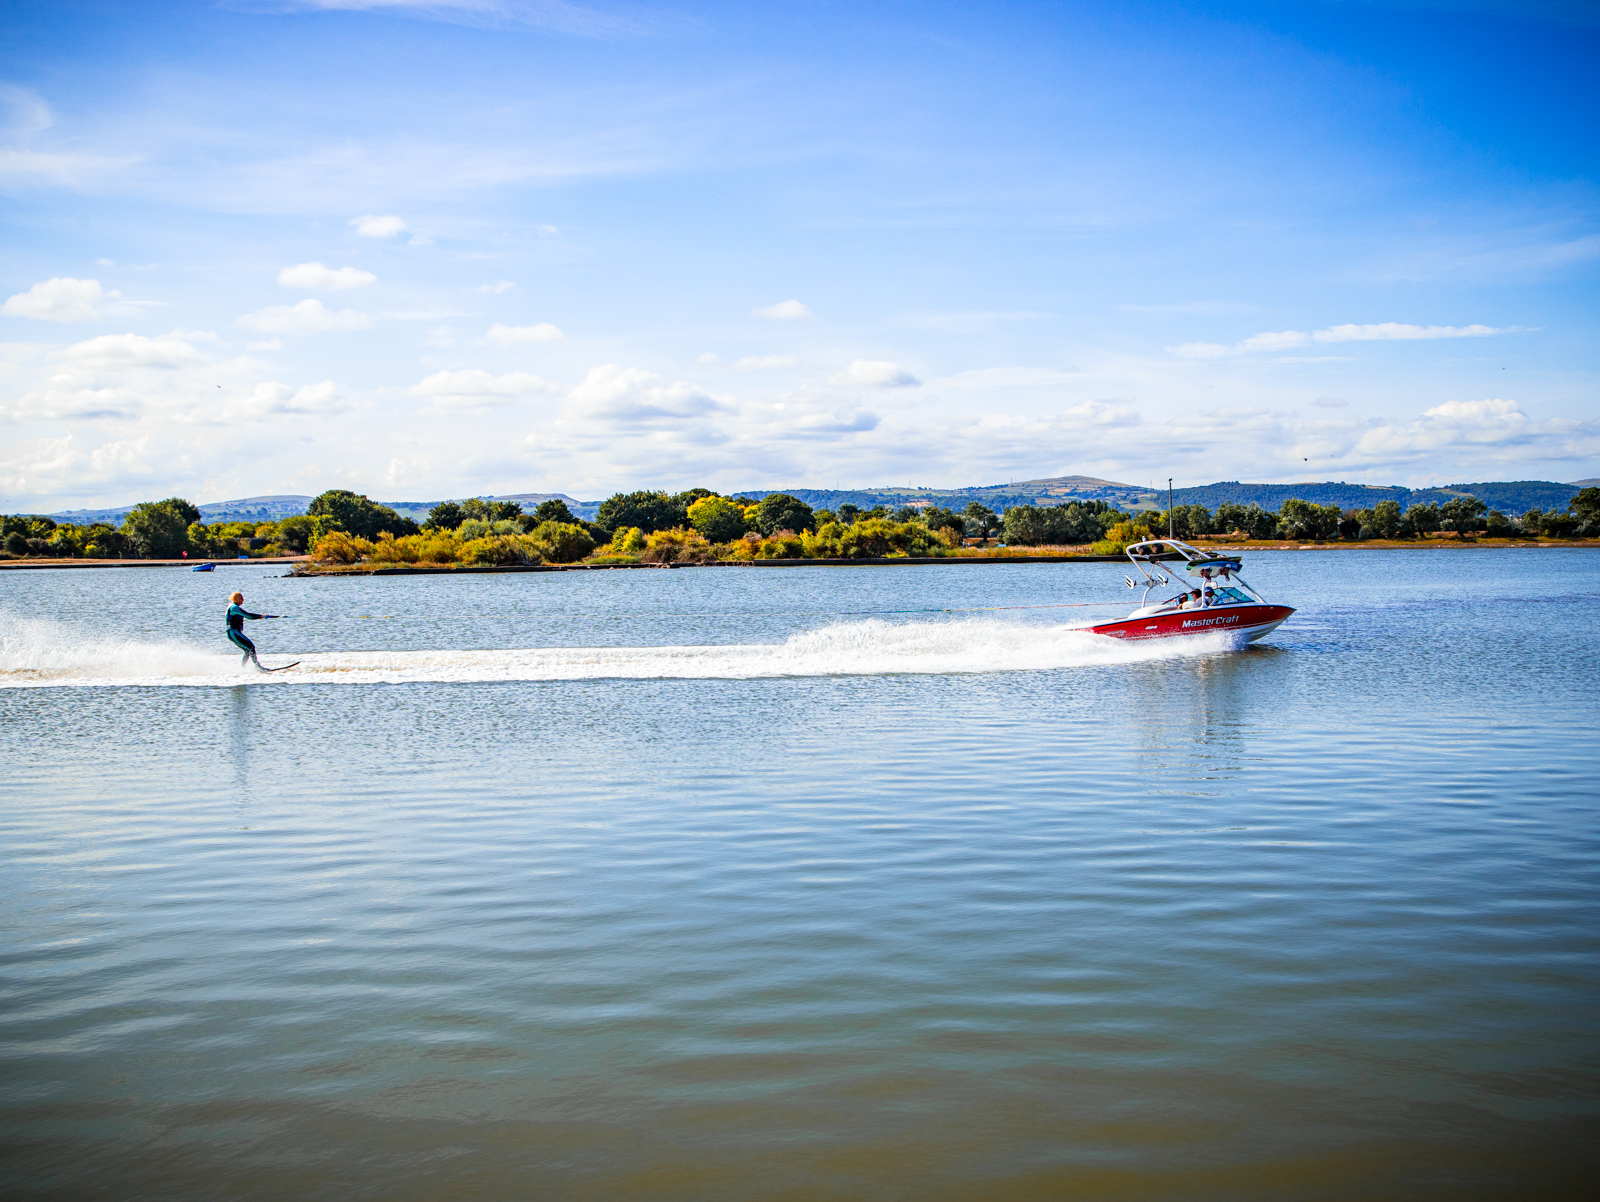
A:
0 615 1236 689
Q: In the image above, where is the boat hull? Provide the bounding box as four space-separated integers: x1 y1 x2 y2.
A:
1089 604 1295 645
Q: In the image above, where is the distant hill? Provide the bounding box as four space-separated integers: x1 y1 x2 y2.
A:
46 494 317 525
37 477 1585 526
731 475 1151 513
1167 480 1579 516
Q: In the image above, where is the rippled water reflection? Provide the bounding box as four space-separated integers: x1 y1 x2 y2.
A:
2 550 1597 1198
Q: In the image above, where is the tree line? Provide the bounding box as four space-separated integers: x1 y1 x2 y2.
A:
4 485 1596 563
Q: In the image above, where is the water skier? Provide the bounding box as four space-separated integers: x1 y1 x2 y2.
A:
226 591 278 670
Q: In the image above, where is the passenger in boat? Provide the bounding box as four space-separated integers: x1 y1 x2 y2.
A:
1203 587 1216 606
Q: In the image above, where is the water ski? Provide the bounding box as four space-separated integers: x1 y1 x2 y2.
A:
256 660 301 673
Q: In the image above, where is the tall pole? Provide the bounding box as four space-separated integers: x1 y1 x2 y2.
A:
1168 478 1174 539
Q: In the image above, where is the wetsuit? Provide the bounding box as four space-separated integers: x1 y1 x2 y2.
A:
226 603 267 665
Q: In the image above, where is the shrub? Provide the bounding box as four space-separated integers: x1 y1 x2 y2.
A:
1091 519 1152 555
605 526 646 555
459 535 540 565
755 532 806 559
526 521 595 564
642 528 713 563
312 531 372 563
688 495 747 543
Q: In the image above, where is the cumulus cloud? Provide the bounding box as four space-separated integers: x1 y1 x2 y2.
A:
351 214 407 238
754 299 811 321
235 299 373 334
1347 398 1600 465
475 280 515 294
244 380 348 417
485 321 565 345
736 354 796 370
1171 321 1514 359
829 359 920 388
278 262 376 290
0 433 161 499
61 332 208 371
3 277 113 323
567 365 727 423
413 368 558 409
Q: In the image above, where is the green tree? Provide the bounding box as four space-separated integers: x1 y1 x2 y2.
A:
1277 498 1341 541
1400 502 1440 536
688 495 747 543
963 502 998 539
1001 501 1116 546
1483 510 1514 538
425 500 465 530
122 497 201 558
1366 499 1403 539
459 497 523 524
533 498 577 525
913 505 957 535
754 493 816 535
1439 495 1488 534
1215 502 1278 539
274 515 315 552
597 490 686 534
836 503 862 525
1568 486 1593 528
1540 511 1578 538
308 490 419 539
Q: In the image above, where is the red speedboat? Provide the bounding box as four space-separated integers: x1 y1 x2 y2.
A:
1089 538 1294 645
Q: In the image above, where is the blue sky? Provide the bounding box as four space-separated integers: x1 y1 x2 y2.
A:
2 0 1596 507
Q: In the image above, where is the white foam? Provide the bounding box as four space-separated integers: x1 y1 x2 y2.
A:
0 614 1231 689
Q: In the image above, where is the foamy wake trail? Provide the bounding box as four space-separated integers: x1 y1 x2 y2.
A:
1 615 1230 689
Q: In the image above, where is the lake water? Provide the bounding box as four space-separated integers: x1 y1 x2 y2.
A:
3 550 1597 1198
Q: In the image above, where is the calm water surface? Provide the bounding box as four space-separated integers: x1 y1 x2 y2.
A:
2 550 1597 1198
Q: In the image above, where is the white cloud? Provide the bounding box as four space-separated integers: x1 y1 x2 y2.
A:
829 359 920 388
247 338 284 351
62 332 208 371
1313 396 1349 409
235 299 373 334
754 299 811 321
475 280 515 294
351 214 407 238
244 380 349 417
413 368 558 409
485 321 565 345
736 354 796 370
696 352 722 366
3 278 112 323
278 262 376 291
567 365 727 423
1171 321 1515 359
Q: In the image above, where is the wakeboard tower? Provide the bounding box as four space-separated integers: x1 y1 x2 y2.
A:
1088 538 1294 646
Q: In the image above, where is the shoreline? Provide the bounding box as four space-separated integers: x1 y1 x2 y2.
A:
3 540 1596 575
0 555 309 571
